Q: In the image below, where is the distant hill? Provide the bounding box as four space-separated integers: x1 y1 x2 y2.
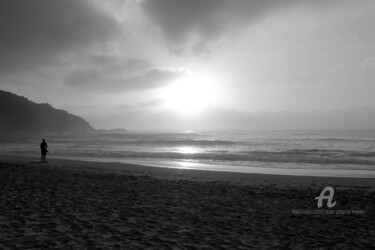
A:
0 90 94 132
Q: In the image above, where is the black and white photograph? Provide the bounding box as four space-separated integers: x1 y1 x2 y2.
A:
0 0 374 249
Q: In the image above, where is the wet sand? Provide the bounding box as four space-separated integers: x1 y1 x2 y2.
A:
0 155 374 249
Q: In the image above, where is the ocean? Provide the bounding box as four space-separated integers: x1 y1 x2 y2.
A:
1 130 375 177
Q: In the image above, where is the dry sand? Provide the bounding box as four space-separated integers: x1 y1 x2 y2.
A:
0 155 374 249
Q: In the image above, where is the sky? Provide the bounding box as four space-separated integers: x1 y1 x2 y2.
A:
1 0 375 130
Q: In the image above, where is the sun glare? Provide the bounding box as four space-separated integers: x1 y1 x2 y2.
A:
162 74 214 114
177 146 199 154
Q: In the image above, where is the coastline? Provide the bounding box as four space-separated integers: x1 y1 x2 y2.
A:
0 155 375 189
1 154 374 248
1 154 374 187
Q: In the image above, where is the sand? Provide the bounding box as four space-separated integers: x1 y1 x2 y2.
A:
0 155 374 249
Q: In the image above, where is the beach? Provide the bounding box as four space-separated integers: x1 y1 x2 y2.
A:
0 155 374 249
2 0 375 248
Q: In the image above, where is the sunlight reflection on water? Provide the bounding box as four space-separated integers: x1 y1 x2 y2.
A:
176 146 199 154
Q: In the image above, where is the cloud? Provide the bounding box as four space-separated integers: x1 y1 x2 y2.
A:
117 99 164 110
65 66 187 92
89 55 151 74
0 0 119 74
361 57 375 69
140 0 342 52
141 0 226 43
140 0 291 51
136 99 164 108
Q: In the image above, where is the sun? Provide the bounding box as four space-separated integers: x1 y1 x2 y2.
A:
162 74 214 114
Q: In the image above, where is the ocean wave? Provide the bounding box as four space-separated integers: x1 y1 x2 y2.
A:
48 149 375 166
54 138 240 147
133 139 239 146
347 151 375 157
315 137 375 143
2 131 375 169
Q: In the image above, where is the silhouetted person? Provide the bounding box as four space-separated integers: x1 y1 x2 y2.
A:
40 139 48 162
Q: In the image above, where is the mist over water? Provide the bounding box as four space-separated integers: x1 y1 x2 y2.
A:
1 130 375 176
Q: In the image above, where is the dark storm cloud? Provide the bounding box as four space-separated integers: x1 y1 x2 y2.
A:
140 0 336 51
0 0 119 74
65 67 186 92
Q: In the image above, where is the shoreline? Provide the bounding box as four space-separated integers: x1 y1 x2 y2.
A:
1 154 374 188
1 154 374 248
